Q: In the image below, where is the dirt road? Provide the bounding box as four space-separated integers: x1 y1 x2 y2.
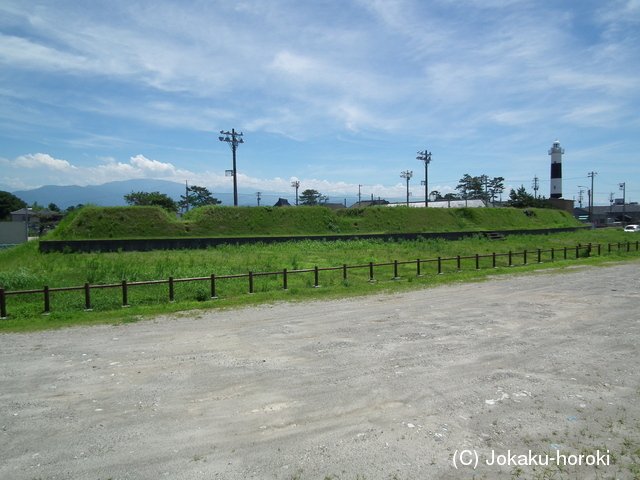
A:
1 261 639 480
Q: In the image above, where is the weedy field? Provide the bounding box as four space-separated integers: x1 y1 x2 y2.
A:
0 228 637 331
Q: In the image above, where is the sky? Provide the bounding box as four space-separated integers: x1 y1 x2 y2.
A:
1 0 639 207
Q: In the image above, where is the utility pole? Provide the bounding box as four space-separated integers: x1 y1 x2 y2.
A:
219 128 244 206
578 185 587 210
577 189 584 208
532 176 539 199
255 191 261 206
400 170 413 206
588 171 597 223
358 184 362 205
291 180 300 206
620 182 626 226
185 180 190 212
416 150 432 207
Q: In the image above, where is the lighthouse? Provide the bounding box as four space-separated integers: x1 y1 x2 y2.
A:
549 140 564 199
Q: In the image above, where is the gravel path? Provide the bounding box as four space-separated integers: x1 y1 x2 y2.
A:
1 261 639 480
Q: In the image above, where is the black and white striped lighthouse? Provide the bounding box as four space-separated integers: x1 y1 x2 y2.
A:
549 140 564 199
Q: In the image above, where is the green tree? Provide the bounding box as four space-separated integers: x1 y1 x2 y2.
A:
124 191 178 212
47 203 61 212
299 189 328 206
507 186 554 209
179 185 221 210
0 191 27 221
456 174 484 199
65 204 85 213
486 176 505 203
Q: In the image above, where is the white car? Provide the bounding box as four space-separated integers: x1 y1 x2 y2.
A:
624 224 640 232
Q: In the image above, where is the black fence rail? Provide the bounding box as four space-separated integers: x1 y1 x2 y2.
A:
1 241 638 319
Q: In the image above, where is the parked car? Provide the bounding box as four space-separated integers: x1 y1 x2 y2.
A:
624 224 640 232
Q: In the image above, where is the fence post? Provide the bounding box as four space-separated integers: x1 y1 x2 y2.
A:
393 260 400 279
475 253 480 270
343 264 348 280
169 276 174 302
84 282 92 311
313 266 320 288
523 250 528 265
508 251 513 267
575 244 580 259
369 262 375 282
249 270 254 294
416 259 422 277
282 268 288 290
44 285 51 314
211 274 218 299
608 243 612 254
551 247 555 261
627 242 631 253
537 248 542 263
438 256 442 275
1 287 7 318
597 244 601 255
457 255 461 271
492 252 496 269
564 246 567 260
122 280 129 307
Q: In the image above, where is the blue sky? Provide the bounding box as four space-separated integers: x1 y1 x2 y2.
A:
1 0 639 206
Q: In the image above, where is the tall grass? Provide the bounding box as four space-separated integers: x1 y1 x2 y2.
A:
0 229 637 331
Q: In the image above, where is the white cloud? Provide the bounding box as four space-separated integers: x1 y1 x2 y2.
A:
13 153 77 171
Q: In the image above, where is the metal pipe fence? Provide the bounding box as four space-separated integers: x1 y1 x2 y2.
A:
1 241 638 319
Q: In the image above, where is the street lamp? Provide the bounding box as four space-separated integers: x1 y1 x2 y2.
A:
400 170 413 206
416 150 432 207
219 129 244 206
620 182 626 227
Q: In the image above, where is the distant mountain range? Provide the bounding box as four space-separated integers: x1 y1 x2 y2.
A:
8 179 292 209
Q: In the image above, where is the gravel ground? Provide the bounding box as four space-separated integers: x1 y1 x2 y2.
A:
1 261 639 480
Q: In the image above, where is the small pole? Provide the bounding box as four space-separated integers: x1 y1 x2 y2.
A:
537 248 542 263
551 247 555 261
492 252 497 269
44 285 51 314
249 270 254 294
211 274 218 299
627 242 631 253
393 260 400 279
416 258 422 277
437 256 442 275
283 268 288 290
576 244 580 259
523 250 528 265
343 264 348 280
169 276 174 302
475 253 480 270
122 280 129 307
564 246 568 260
84 282 92 311
1 287 7 318
508 251 513 267
597 244 601 255
313 266 320 288
369 262 375 282
457 255 461 271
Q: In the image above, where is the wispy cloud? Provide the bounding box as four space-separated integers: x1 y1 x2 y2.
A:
0 0 639 204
